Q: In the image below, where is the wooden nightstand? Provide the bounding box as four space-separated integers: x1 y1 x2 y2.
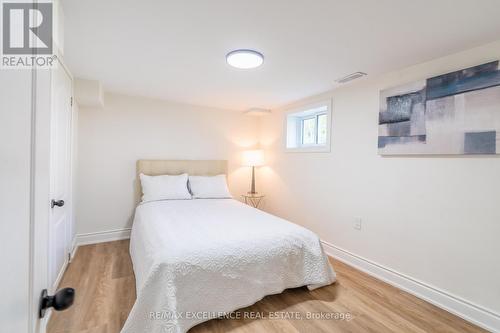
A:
241 194 265 209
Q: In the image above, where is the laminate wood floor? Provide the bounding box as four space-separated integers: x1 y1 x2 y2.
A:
47 240 486 333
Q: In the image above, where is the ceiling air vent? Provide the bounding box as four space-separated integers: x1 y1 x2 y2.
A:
244 108 271 116
335 72 367 84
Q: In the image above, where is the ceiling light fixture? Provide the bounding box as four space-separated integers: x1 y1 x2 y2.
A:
226 49 264 69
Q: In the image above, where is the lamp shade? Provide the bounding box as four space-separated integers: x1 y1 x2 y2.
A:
242 149 265 167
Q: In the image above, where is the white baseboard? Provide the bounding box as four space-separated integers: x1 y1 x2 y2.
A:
69 236 78 262
321 240 499 332
75 228 131 246
51 258 68 292
39 309 52 333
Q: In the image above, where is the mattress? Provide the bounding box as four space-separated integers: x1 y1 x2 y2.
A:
121 199 335 333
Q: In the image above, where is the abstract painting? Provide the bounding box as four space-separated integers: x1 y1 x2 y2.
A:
378 61 500 155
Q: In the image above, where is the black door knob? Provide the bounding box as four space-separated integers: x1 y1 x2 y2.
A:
51 199 65 208
39 288 75 318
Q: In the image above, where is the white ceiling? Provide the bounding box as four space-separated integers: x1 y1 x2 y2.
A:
62 0 500 111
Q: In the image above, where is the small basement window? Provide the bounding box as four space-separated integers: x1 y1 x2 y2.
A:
285 100 332 152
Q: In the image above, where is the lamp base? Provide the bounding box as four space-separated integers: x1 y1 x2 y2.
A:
249 166 258 196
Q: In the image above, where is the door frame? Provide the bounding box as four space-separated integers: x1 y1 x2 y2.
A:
31 51 74 333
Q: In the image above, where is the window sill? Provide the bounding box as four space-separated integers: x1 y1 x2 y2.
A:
285 145 331 153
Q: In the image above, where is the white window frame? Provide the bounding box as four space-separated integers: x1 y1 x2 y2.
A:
285 99 332 153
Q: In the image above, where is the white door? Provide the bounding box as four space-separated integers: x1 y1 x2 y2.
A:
49 62 73 290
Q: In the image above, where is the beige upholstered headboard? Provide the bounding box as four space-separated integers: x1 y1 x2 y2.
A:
135 160 228 204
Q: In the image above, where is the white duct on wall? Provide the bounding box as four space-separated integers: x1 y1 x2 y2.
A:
74 78 104 108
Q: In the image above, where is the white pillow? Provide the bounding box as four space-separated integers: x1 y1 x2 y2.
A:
139 173 191 202
188 175 232 199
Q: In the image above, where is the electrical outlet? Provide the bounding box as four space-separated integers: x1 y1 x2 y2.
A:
354 217 362 230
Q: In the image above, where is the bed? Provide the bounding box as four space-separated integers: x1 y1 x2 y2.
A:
121 160 336 333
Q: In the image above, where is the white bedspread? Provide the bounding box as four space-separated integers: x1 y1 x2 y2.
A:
121 199 335 333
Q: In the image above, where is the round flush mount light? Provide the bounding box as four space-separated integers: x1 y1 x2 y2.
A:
226 49 264 69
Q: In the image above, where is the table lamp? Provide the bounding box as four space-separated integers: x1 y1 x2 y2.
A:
242 149 264 194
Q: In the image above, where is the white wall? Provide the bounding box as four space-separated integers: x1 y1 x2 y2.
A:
77 93 259 235
259 40 500 323
0 67 32 333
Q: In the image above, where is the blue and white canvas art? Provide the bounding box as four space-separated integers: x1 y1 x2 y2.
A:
378 61 500 155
